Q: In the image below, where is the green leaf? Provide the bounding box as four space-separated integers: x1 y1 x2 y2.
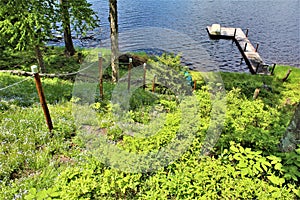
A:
292 188 300 197
267 155 282 164
267 175 285 185
230 145 239 153
274 163 283 171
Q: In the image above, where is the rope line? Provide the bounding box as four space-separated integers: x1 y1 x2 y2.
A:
0 62 96 92
0 77 32 92
55 62 95 77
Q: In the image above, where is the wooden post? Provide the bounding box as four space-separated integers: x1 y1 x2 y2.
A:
282 69 292 82
143 63 146 90
128 58 132 90
233 28 237 38
244 43 248 51
255 63 260 74
271 63 276 75
245 28 249 37
255 43 259 52
152 75 156 93
193 80 197 91
98 53 104 100
31 65 53 132
253 88 260 100
240 58 244 64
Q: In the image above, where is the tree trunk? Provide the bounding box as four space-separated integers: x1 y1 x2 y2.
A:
60 0 75 56
35 45 46 73
109 0 119 82
279 104 300 152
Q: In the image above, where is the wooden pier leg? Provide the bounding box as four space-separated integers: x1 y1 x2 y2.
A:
240 58 244 64
128 58 132 90
233 29 237 38
143 63 146 90
232 28 237 44
255 63 260 74
244 43 248 51
271 64 276 75
255 43 259 52
98 52 104 100
246 28 249 37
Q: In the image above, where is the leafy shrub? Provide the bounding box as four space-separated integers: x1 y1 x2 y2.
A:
218 88 287 152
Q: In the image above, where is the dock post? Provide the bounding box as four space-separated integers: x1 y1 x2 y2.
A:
233 29 237 38
240 58 244 64
271 64 276 75
244 43 248 51
255 43 259 52
246 28 249 37
255 63 260 74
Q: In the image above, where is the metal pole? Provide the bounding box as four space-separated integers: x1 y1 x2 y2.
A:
98 53 104 100
31 65 53 132
143 63 147 90
128 58 132 91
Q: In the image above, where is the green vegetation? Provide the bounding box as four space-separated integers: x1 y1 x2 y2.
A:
0 48 300 199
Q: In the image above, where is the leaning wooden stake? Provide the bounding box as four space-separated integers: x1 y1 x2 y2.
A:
282 69 292 82
31 65 53 132
98 53 104 100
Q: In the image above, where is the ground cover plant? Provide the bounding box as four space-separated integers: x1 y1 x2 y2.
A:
0 48 299 199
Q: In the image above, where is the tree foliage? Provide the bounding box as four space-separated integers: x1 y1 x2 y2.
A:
0 0 56 51
0 0 99 70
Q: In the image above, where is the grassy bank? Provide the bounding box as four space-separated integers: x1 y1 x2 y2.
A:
0 48 299 199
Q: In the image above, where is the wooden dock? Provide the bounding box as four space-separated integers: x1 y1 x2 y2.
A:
206 25 273 74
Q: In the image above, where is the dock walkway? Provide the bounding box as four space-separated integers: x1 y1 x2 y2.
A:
206 25 273 74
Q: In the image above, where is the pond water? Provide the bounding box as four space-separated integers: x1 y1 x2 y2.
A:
51 0 300 72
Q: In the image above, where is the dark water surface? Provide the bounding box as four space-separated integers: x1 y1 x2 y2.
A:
56 0 300 72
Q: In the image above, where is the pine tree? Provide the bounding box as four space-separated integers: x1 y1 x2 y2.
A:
0 0 56 72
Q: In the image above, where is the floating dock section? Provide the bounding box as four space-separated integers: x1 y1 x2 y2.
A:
207 24 274 74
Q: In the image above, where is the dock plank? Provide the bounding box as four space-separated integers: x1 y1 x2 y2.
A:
206 25 268 74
